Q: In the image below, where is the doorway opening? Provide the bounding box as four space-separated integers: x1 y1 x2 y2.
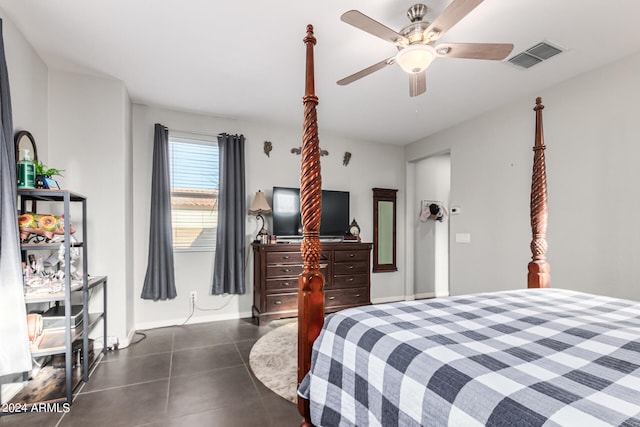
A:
412 152 450 298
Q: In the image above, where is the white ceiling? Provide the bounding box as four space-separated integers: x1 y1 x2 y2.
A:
1 0 640 145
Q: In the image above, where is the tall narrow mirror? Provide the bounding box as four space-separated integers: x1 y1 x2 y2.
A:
373 188 397 273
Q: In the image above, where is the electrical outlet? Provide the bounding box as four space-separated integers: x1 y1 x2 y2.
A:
190 290 197 302
107 336 119 351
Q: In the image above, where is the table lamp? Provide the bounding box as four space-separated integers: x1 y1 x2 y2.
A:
249 190 272 242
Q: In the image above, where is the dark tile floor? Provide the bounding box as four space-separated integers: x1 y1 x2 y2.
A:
0 318 301 427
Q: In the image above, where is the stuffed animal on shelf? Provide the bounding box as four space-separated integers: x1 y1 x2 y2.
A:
18 213 75 242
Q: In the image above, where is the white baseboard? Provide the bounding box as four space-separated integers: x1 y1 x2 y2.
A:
415 291 436 300
129 292 452 336
371 296 408 304
92 311 253 352
371 291 449 305
134 310 253 332
415 291 450 300
1 382 24 405
114 329 136 349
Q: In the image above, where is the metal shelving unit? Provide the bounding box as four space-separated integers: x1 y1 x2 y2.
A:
12 189 107 407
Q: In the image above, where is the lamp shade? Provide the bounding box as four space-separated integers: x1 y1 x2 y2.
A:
249 190 272 215
395 44 437 74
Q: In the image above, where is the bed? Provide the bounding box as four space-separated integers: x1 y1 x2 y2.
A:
295 25 640 426
298 289 640 426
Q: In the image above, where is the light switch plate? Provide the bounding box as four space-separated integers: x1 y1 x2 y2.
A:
456 233 471 243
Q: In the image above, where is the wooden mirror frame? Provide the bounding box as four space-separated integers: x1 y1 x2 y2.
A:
15 130 39 211
372 188 398 273
15 130 38 165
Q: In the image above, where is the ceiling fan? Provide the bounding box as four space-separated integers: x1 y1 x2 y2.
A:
337 0 514 97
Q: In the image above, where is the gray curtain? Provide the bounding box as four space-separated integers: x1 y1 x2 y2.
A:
0 18 32 376
141 124 177 300
212 133 246 295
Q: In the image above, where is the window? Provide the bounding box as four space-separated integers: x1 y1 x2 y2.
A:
168 134 219 250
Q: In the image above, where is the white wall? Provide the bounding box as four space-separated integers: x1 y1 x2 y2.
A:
2 6 135 352
0 8 49 398
48 70 133 342
411 154 450 298
1 3 409 340
5 5 640 348
132 104 247 329
132 104 406 329
2 12 48 159
406 51 640 302
1 10 135 396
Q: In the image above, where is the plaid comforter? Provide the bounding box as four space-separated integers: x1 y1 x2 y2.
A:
298 288 640 426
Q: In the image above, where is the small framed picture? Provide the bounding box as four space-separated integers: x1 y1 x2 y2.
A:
43 177 60 189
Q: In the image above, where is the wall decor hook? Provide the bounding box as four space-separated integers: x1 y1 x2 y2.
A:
291 146 328 156
264 141 272 157
343 152 351 166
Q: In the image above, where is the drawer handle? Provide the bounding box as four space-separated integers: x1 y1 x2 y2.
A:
281 268 292 273
328 296 336 300
348 265 355 269
274 300 282 305
282 256 290 260
349 253 356 257
348 278 355 282
354 294 360 297
282 282 291 286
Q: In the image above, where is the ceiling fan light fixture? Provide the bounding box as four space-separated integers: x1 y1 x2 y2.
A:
396 44 436 74
424 30 440 43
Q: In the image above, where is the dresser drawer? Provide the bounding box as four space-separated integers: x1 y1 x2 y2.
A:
265 293 298 312
265 278 298 293
266 264 303 278
266 251 303 264
332 273 369 289
266 264 329 280
334 261 369 275
334 250 370 263
325 287 369 308
265 250 329 265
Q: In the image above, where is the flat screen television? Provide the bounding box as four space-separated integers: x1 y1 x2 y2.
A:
272 186 349 239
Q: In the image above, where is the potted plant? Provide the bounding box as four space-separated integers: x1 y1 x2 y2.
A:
33 160 64 189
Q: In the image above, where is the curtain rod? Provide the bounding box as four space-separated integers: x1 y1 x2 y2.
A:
168 128 221 139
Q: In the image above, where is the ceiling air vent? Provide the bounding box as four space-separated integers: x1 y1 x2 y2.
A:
508 41 563 69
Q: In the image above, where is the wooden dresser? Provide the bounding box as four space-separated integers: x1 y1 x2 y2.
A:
251 241 373 324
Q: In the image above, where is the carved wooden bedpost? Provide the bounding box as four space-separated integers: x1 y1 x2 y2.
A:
528 97 550 288
298 24 325 427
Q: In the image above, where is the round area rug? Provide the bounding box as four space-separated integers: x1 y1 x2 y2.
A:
249 321 297 403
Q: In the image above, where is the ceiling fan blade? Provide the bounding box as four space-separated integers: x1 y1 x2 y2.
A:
409 72 426 97
341 10 408 45
436 42 514 60
423 0 484 41
337 57 394 86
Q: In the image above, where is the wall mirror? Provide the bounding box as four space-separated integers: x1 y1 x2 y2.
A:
372 188 397 273
15 130 38 164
